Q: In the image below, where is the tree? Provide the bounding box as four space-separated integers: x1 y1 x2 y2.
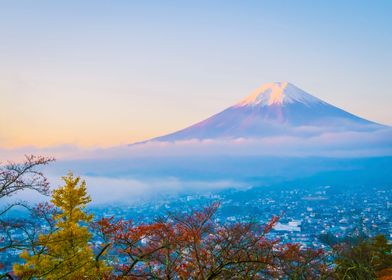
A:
0 155 54 200
164 203 279 279
13 173 109 279
0 155 54 277
275 243 332 279
95 203 331 279
333 234 392 279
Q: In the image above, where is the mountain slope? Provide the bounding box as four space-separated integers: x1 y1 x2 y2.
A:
143 82 386 142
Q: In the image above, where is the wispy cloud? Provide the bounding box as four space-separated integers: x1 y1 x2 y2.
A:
0 174 241 206
1 128 391 206
1 128 392 161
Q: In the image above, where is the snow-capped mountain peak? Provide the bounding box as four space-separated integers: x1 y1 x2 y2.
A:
235 82 322 107
135 82 385 143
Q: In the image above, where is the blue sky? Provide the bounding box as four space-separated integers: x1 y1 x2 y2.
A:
1 0 391 147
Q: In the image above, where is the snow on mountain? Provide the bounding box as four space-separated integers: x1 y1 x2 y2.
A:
139 82 386 143
235 82 323 107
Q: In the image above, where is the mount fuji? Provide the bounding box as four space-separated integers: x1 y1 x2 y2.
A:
145 82 386 142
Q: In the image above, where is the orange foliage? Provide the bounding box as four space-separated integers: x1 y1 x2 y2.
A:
94 203 331 279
